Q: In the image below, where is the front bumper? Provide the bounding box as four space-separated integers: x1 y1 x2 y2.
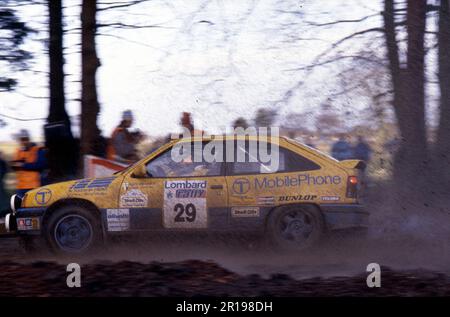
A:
4 208 46 235
321 204 369 230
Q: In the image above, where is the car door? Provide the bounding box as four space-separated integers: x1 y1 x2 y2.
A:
119 140 228 231
224 139 322 231
225 140 269 230
118 168 165 231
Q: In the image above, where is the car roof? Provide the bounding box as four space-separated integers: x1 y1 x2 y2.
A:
173 134 287 142
172 135 337 162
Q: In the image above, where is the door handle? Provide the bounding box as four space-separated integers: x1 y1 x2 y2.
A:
210 185 223 190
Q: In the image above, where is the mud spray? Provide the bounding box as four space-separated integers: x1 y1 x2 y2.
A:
2 181 450 281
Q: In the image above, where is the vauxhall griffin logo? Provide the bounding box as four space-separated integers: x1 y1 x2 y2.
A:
232 178 250 195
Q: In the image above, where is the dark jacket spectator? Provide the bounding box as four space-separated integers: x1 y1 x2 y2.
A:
331 136 353 161
353 136 372 162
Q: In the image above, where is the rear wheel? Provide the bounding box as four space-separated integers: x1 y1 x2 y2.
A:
266 205 324 252
44 205 103 254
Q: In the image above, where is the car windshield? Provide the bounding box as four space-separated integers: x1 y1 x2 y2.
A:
113 162 137 175
114 142 172 175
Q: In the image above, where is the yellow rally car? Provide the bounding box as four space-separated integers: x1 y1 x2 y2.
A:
5 135 368 253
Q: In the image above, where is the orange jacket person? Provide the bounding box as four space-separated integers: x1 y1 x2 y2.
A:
10 129 48 197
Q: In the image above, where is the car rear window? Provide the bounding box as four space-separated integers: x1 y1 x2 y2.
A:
229 141 320 175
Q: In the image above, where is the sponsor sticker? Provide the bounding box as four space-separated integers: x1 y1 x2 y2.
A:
232 174 343 195
321 196 341 201
120 189 148 208
35 188 52 205
256 196 275 206
255 174 342 190
70 177 115 193
163 180 208 228
106 209 130 232
17 217 40 231
278 194 317 202
175 188 206 198
122 182 154 191
232 178 251 195
231 207 260 217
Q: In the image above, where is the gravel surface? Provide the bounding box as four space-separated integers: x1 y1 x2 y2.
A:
1 258 450 296
1 236 450 297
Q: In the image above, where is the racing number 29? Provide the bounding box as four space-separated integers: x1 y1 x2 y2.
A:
174 203 197 222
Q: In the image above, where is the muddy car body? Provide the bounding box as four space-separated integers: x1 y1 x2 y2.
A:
5 135 368 253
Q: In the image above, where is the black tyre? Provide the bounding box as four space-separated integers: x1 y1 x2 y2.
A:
44 204 103 254
266 205 324 252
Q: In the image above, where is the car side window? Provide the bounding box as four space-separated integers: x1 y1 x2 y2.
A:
232 142 284 174
145 141 224 177
283 147 321 172
229 141 320 175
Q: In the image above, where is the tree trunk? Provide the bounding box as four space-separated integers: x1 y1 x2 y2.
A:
81 0 102 159
383 0 428 195
383 0 403 132
404 0 427 154
435 0 450 192
48 0 69 124
46 0 78 182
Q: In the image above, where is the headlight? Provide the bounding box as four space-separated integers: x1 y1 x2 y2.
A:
10 194 22 213
5 214 10 232
5 213 17 232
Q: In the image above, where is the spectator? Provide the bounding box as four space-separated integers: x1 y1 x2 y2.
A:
331 134 353 161
107 110 143 163
353 135 372 162
304 135 316 149
177 112 204 139
10 129 48 197
232 117 249 130
181 112 195 135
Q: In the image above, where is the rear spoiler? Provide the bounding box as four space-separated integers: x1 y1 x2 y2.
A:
339 160 366 170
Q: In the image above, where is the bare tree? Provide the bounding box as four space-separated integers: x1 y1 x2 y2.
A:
0 3 33 128
48 0 69 124
0 5 33 92
273 1 442 196
383 0 428 191
46 0 78 181
435 0 450 188
78 0 154 160
80 0 102 158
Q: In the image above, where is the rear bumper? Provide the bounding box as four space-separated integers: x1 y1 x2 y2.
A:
321 204 369 230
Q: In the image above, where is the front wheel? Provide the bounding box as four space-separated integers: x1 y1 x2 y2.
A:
266 205 324 252
44 205 103 254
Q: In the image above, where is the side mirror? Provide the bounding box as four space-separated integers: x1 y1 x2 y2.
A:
131 164 148 178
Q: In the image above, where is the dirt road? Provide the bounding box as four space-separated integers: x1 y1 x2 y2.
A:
2 183 450 296
1 234 450 296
